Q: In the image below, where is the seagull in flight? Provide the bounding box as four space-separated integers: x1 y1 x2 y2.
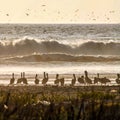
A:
6 14 9 16
26 13 29 16
42 5 46 7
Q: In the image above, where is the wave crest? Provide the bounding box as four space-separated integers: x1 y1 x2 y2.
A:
0 39 120 55
5 54 120 62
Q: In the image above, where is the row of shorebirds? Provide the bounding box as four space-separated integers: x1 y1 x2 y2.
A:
9 71 120 86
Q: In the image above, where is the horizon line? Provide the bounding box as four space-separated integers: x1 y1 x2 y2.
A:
0 22 119 25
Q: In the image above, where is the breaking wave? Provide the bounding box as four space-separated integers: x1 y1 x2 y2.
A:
5 53 120 62
1 38 120 56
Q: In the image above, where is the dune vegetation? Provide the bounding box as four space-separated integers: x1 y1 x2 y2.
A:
0 85 120 120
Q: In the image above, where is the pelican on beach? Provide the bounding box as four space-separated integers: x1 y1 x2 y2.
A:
22 72 28 84
116 74 120 84
17 73 23 84
78 76 85 84
94 73 110 85
71 74 76 86
9 73 15 84
17 72 28 84
84 71 92 85
42 72 48 85
35 74 39 84
54 74 64 86
54 74 59 85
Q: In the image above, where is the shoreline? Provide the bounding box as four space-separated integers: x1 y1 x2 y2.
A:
0 73 118 86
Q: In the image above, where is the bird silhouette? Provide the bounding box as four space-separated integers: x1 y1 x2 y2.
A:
6 14 9 16
26 13 29 16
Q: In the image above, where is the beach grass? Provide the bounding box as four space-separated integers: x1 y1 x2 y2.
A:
0 85 120 120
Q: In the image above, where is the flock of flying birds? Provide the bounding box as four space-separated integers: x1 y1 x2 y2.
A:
0 4 118 22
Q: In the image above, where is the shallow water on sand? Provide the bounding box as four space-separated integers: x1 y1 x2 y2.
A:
0 61 120 85
0 72 118 86
0 61 120 74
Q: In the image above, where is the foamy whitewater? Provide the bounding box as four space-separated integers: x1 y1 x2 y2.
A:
0 24 120 84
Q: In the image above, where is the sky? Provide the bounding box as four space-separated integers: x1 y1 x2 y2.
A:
0 0 120 23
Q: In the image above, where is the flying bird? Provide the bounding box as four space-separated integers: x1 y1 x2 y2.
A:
58 11 60 14
6 14 9 16
43 9 46 12
42 5 46 7
91 11 94 14
109 10 115 13
26 13 29 16
92 18 96 21
75 9 79 12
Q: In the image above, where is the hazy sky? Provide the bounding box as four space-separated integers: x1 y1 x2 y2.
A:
0 0 120 23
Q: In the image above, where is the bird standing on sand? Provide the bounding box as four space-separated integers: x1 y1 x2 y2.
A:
78 76 85 84
100 77 110 85
17 72 28 84
22 72 28 84
60 76 64 86
42 72 48 85
54 74 59 85
17 72 23 84
35 74 39 84
116 74 120 84
71 74 76 86
94 73 110 85
54 74 64 86
84 71 92 85
9 73 15 84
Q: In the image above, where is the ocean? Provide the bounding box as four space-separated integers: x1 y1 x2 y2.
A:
0 23 120 85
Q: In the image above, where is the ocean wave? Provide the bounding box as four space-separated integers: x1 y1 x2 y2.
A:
1 39 120 55
5 54 120 62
